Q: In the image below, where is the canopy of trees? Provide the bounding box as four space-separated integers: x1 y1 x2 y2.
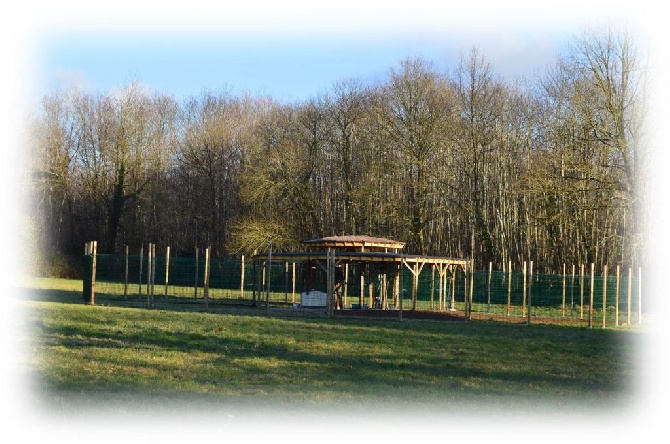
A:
27 26 648 274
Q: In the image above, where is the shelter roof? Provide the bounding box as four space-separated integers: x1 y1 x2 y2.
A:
303 235 405 252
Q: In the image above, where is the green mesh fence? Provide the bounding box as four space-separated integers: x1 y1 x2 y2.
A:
84 248 643 326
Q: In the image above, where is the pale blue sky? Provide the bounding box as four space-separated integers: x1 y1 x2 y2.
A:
28 3 612 104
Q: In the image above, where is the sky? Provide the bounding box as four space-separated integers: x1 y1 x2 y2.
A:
35 23 566 104
3 1 670 442
21 2 649 105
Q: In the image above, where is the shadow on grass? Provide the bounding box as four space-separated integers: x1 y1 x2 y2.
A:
22 284 640 415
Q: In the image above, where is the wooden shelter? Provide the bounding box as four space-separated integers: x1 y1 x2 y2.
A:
253 235 472 320
303 235 405 253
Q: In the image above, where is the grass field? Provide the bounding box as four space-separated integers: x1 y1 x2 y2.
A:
17 277 646 418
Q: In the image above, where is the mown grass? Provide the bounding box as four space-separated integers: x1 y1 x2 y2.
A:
19 277 645 416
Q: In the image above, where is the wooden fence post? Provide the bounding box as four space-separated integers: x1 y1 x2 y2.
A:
468 260 474 320
411 262 418 311
522 261 527 318
638 267 642 324
91 241 97 305
164 246 170 299
615 265 620 326
204 247 210 309
602 265 608 328
151 243 156 307
252 255 258 307
430 265 435 310
627 267 632 325
561 263 566 317
284 261 289 304
146 243 151 307
138 244 144 297
266 248 272 315
571 264 575 316
580 263 585 319
147 242 153 308
463 261 472 321
194 247 199 301
399 258 404 322
526 261 533 325
396 264 402 311
588 263 594 328
327 249 335 316
507 261 512 316
124 245 129 300
487 261 492 313
334 262 338 309
240 255 245 300
292 262 297 304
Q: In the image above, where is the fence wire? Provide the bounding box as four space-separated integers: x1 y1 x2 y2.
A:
87 249 643 326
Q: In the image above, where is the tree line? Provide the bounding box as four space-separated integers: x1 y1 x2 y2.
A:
26 26 648 275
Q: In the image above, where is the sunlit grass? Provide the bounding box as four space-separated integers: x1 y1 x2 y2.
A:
20 278 645 414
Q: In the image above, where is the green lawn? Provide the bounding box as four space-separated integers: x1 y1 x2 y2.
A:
19 277 644 416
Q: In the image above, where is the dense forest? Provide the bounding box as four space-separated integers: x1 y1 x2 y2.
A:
26 26 649 276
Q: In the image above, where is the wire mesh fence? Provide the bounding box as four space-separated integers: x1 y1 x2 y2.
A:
84 243 643 327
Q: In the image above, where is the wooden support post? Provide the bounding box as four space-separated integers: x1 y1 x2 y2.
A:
147 243 153 308
381 272 387 310
522 261 527 317
401 260 426 312
446 265 451 310
526 261 533 325
440 266 446 311
580 263 585 320
435 264 445 311
138 244 144 297
615 265 620 326
399 260 404 322
464 261 470 320
204 247 210 309
266 248 272 315
430 264 440 310
412 262 418 311
164 246 170 299
507 261 512 316
394 265 400 309
440 267 446 311
124 245 129 300
470 261 474 318
588 263 594 328
194 247 199 301
292 262 296 304
91 241 97 305
343 263 348 308
151 243 156 307
284 261 289 304
252 256 258 307
487 261 492 313
464 262 469 320
240 255 245 300
451 266 457 311
571 264 576 316
360 265 365 308
561 263 566 318
627 267 632 325
602 265 608 328
638 267 642 324
328 249 335 316
369 279 374 309
333 252 337 313
326 249 332 315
